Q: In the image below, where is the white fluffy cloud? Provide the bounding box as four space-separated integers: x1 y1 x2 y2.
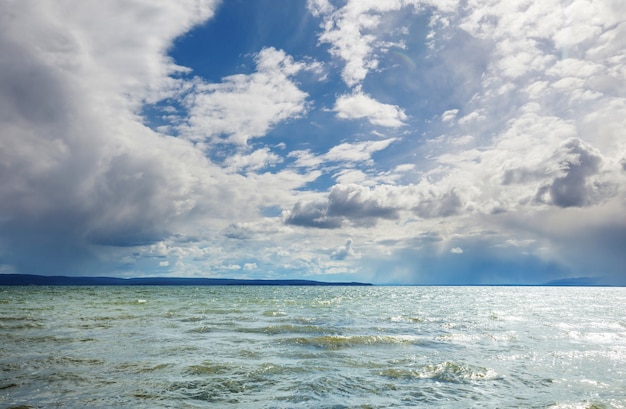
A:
288 138 397 173
324 138 397 163
334 92 407 127
313 0 417 87
427 0 626 212
312 1 412 130
330 238 360 260
224 148 283 173
180 47 312 145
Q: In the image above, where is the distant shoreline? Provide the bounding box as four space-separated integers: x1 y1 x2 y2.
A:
0 274 620 287
0 274 372 287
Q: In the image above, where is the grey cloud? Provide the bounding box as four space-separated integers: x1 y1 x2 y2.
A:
285 184 467 229
284 184 399 229
377 232 444 248
412 190 462 218
84 153 183 246
502 168 543 185
0 39 70 128
536 138 609 207
0 132 223 274
327 185 399 222
283 201 343 229
0 2 233 275
222 224 255 240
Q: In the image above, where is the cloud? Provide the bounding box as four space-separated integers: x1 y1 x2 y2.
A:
224 148 283 172
180 47 313 145
536 138 608 207
314 0 418 87
283 184 410 229
330 238 360 260
283 179 475 231
327 184 400 221
334 92 407 127
222 224 255 240
334 169 369 185
306 0 334 17
412 190 462 218
451 135 475 145
324 138 397 163
225 264 242 270
450 247 463 254
393 164 415 173
441 109 459 123
284 184 401 229
283 200 343 229
0 1 236 274
288 138 397 173
221 220 286 240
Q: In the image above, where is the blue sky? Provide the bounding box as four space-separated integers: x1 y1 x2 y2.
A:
1 0 625 285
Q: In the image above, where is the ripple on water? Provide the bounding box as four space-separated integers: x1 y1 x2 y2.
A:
285 334 434 350
187 325 214 333
238 323 329 335
262 310 287 317
277 372 387 407
547 402 610 409
186 362 237 375
380 361 500 384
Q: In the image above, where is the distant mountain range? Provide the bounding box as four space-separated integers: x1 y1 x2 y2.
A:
0 274 372 286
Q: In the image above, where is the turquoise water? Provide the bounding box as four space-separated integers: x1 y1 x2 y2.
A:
1 286 625 408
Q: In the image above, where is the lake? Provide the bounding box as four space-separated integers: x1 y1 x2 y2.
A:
1 286 625 408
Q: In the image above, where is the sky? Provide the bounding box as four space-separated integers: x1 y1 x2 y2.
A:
1 0 625 285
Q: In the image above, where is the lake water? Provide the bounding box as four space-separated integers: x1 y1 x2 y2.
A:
1 286 625 408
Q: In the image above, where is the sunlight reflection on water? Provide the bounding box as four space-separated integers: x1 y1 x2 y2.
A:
1 286 625 408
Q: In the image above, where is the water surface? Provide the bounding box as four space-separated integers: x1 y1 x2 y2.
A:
1 286 625 408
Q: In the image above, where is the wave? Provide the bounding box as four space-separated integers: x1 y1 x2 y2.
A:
187 325 214 333
238 324 330 335
547 402 609 409
389 315 426 323
172 363 308 403
285 334 430 350
380 361 500 383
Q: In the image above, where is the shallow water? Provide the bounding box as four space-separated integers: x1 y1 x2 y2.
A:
1 286 625 408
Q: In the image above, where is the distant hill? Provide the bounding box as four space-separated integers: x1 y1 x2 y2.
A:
543 277 601 286
0 274 372 286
